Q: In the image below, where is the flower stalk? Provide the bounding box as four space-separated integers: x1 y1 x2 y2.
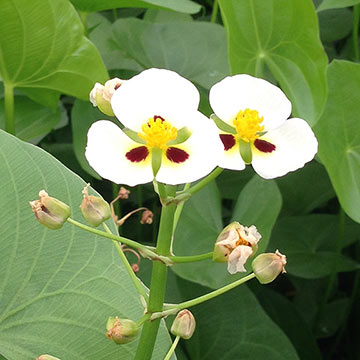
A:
4 82 15 135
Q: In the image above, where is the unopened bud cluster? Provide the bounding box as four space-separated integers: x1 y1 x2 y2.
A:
106 316 139 344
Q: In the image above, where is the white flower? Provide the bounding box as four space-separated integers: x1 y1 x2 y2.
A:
209 74 318 179
85 69 223 186
214 223 261 274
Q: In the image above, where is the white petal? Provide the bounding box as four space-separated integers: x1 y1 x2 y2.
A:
218 135 246 171
209 74 291 130
85 120 153 186
111 68 200 131
239 225 262 246
156 111 224 185
227 245 253 274
251 118 318 179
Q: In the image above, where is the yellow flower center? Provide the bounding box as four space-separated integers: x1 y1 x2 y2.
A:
233 108 264 143
138 116 177 149
235 229 252 248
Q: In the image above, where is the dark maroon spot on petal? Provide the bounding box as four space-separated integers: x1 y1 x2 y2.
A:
153 115 165 122
166 147 189 163
114 83 121 90
126 146 149 162
220 134 236 151
254 139 276 153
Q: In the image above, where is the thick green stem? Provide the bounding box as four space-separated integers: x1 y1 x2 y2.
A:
164 336 180 360
135 188 177 360
4 83 15 135
169 252 213 263
184 167 223 197
67 217 153 253
353 5 360 62
211 0 219 23
103 223 148 300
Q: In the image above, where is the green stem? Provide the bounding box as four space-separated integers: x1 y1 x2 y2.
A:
184 167 223 197
136 313 152 327
164 336 180 360
79 11 88 37
169 252 213 264
112 8 118 21
172 183 190 234
353 5 360 62
168 273 255 312
4 83 15 135
135 188 177 360
103 223 148 300
314 208 345 333
67 217 152 253
211 0 219 23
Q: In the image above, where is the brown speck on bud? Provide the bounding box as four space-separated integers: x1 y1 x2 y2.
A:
171 309 196 340
140 209 153 225
30 190 71 230
106 316 139 344
131 263 140 273
252 249 287 284
118 186 130 199
80 184 111 227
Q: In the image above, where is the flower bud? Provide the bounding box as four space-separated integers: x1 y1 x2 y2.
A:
80 184 111 227
171 309 196 340
89 78 124 117
213 222 240 263
37 355 61 360
30 190 71 230
106 316 139 344
252 250 287 284
140 209 153 224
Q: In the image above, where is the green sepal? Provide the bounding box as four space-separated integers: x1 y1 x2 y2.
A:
151 147 162 176
210 114 237 134
239 139 252 164
123 128 146 144
167 126 191 145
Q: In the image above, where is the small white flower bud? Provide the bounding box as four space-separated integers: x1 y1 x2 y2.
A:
30 190 71 230
252 250 287 284
89 78 124 117
80 184 111 227
106 316 139 344
37 355 61 360
171 309 196 340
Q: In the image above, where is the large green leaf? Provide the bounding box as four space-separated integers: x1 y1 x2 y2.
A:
0 96 63 143
177 279 299 360
218 0 328 125
70 0 201 13
314 60 360 223
0 130 172 359
317 0 360 11
269 215 359 278
172 175 281 289
112 18 230 89
0 0 107 100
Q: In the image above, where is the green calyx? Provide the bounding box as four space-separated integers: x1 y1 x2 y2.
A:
210 114 237 134
151 147 163 177
239 139 252 164
167 126 191 145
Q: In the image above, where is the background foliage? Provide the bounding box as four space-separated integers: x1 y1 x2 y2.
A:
1 0 360 359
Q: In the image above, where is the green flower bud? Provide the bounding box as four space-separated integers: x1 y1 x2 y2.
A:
106 316 139 344
29 190 71 230
171 309 196 340
37 355 61 360
80 184 111 227
89 78 124 117
252 250 287 284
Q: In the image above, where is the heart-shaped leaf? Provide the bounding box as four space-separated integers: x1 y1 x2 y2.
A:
0 130 172 359
218 0 328 125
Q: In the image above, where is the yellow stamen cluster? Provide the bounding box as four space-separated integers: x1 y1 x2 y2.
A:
138 117 177 149
233 108 264 143
235 229 251 248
